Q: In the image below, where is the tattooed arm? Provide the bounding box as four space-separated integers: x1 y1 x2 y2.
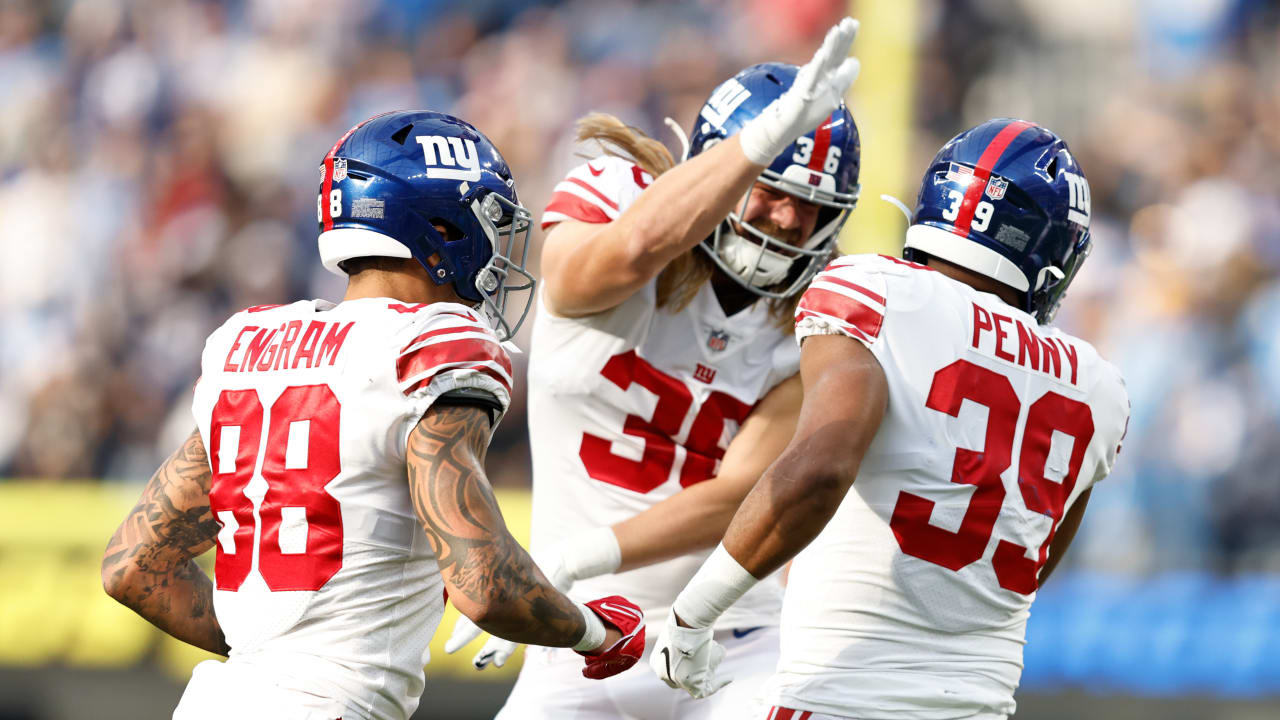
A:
408 404 616 649
101 428 229 656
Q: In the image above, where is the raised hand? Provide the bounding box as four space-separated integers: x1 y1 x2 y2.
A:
737 17 861 166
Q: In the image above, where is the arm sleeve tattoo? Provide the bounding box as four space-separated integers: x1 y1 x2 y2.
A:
101 428 230 656
407 405 587 647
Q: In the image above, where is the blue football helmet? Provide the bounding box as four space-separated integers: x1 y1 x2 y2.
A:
688 62 861 299
317 110 534 340
904 118 1092 324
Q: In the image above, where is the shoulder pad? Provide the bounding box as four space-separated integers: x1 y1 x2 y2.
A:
541 155 652 230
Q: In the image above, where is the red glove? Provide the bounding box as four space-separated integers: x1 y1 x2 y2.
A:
576 596 645 679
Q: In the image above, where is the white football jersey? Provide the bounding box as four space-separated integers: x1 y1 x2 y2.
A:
530 155 795 629
766 254 1129 719
190 298 512 720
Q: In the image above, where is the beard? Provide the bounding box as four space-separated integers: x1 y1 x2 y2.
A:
734 217 807 251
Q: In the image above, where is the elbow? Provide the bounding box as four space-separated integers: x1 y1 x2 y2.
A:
619 226 668 279
768 464 853 530
101 556 133 604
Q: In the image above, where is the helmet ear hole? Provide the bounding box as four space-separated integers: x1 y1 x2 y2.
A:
1046 155 1058 178
428 218 464 243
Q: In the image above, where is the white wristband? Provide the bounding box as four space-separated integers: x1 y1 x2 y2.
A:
572 601 607 652
737 104 788 167
562 527 622 581
671 543 760 629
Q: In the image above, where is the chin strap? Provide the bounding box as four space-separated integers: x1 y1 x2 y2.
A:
880 194 912 223
664 117 691 162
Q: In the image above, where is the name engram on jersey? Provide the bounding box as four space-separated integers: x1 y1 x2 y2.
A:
188 299 511 720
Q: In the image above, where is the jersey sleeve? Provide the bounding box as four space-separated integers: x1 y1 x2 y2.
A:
794 255 890 349
395 305 514 434
1087 362 1131 488
540 155 653 230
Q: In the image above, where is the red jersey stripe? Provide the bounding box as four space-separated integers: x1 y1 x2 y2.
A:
799 287 884 340
543 193 613 227
795 308 872 344
818 273 887 306
880 253 934 271
400 325 476 353
564 177 620 211
397 337 512 387
952 121 1035 236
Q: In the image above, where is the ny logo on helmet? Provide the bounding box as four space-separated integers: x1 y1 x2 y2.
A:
1063 171 1090 228
700 78 751 129
416 135 481 181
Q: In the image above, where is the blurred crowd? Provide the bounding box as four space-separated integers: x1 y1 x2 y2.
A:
1 0 1277 576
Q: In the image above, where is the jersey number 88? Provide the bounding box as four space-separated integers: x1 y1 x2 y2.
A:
208 385 344 592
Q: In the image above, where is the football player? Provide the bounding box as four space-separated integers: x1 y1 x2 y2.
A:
651 119 1131 720
100 111 645 720
444 17 862 720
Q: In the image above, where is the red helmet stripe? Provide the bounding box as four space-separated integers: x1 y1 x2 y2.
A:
321 112 397 232
807 113 834 172
952 120 1036 237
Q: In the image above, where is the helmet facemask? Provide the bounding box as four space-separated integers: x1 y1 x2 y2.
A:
469 190 534 342
1030 230 1091 324
702 170 859 299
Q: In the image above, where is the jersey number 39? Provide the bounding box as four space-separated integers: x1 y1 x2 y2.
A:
208 385 343 592
890 360 1094 595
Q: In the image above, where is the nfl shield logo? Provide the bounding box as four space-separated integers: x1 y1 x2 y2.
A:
707 329 729 353
985 176 1008 200
332 157 348 183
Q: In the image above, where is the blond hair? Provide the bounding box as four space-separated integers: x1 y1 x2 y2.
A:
573 113 801 329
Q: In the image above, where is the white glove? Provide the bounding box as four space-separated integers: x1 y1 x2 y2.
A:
738 16 861 166
650 611 731 699
443 527 621 670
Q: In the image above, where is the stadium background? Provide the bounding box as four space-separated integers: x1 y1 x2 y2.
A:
2 0 1279 717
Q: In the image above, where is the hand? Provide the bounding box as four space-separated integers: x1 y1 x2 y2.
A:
738 16 861 166
650 611 730 699
576 595 645 680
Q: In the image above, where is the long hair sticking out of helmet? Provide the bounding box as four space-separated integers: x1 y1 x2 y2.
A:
572 113 803 329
